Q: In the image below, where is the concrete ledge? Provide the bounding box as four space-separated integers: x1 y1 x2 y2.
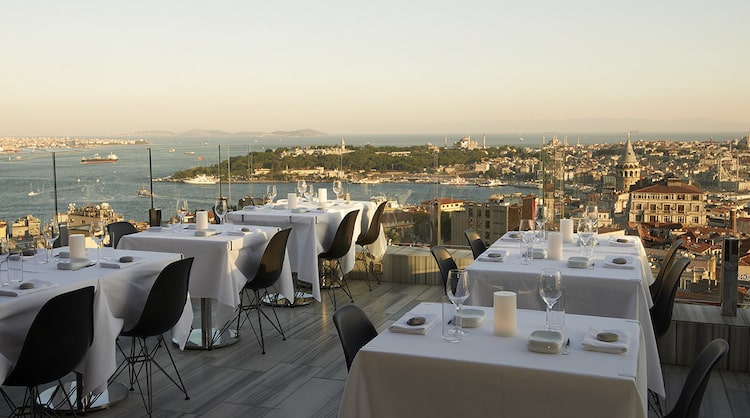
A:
351 246 472 286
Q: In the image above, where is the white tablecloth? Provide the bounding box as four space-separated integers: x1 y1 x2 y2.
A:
465 233 664 397
227 201 379 301
340 303 647 418
0 249 184 394
120 226 292 320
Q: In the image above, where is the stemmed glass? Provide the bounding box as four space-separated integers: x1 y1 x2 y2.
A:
265 185 277 207
519 219 535 264
578 219 594 257
89 220 106 262
297 180 307 198
332 180 343 201
43 219 60 263
176 199 189 229
538 268 563 330
534 204 549 243
304 184 315 207
446 269 471 337
585 205 599 233
214 197 228 230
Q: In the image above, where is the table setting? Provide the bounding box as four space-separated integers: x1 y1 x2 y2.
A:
464 220 664 398
339 295 647 418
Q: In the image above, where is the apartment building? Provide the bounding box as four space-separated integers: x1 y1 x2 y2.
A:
628 178 707 227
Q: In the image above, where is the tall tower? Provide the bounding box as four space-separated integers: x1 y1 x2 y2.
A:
617 133 641 192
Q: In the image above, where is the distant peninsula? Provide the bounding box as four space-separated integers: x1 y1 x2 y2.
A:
119 128 325 138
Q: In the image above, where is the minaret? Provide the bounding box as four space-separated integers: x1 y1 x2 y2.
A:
482 133 486 149
617 133 641 192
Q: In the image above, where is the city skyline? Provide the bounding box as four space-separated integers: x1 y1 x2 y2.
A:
2 1 748 136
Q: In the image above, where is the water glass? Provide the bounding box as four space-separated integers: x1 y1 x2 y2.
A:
519 219 535 265
441 295 460 343
548 294 566 331
8 252 23 283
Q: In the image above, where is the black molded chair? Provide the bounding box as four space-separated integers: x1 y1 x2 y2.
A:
234 228 292 354
464 229 487 259
650 239 684 301
431 246 457 293
319 210 360 310
355 201 387 290
106 221 138 249
651 256 690 340
333 304 378 371
111 257 193 416
663 338 728 418
0 286 95 417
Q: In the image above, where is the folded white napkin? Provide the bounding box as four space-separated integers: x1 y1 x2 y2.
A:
582 327 630 354
608 236 636 247
0 280 57 297
57 258 96 271
477 250 509 262
388 313 439 335
500 232 520 241
225 230 251 236
147 226 163 232
603 255 635 269
194 229 219 237
100 259 143 269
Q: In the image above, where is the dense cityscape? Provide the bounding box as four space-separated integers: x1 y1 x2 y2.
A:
4 132 750 308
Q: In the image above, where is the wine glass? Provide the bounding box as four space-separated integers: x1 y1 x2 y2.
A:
534 204 549 243
43 219 60 263
585 205 598 230
176 199 189 228
332 180 343 201
446 269 471 337
296 179 307 198
577 219 594 257
214 197 228 230
538 268 563 330
519 219 535 265
266 185 277 207
304 184 315 207
89 220 105 262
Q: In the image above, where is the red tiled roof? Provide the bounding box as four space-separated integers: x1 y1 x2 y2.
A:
633 182 704 194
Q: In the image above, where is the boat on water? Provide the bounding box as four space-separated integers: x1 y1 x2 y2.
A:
137 186 156 197
440 176 471 186
27 190 38 197
183 174 217 185
184 151 195 155
168 148 176 153
477 179 507 187
81 152 118 164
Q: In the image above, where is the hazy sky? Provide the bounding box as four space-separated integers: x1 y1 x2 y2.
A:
2 1 748 136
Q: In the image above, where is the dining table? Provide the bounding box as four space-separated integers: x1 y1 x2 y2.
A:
339 303 647 418
0 248 185 403
464 232 664 397
227 199 384 303
119 224 292 349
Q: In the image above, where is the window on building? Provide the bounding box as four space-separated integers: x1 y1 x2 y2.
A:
677 204 685 213
664 204 671 211
692 216 699 224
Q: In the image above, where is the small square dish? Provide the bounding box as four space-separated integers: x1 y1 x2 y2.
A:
527 329 565 354
567 256 593 269
459 308 487 328
532 248 547 259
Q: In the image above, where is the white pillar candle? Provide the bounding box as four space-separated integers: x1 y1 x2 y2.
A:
560 219 575 243
70 234 86 259
317 188 327 203
493 291 517 337
287 193 298 209
196 210 209 230
548 232 564 260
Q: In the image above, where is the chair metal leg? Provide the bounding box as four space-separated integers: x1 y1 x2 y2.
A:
234 288 287 354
